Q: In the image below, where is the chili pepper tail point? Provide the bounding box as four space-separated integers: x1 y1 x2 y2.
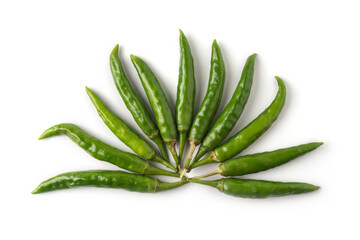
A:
130 54 138 61
31 188 40 194
38 129 52 140
111 44 119 54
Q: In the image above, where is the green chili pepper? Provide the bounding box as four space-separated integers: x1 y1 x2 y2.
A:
85 87 176 171
183 40 225 170
38 123 179 177
189 178 319 198
190 53 256 167
176 30 196 162
190 76 286 170
192 142 323 178
32 170 187 194
110 45 168 161
131 55 180 170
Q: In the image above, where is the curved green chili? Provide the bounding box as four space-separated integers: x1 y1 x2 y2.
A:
110 45 168 161
131 55 180 170
191 53 256 166
38 123 179 177
189 178 319 198
192 142 323 178
32 170 187 194
190 76 286 170
183 40 225 169
85 87 176 171
176 29 196 162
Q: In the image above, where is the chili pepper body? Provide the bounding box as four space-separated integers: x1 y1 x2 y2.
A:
191 53 256 165
32 170 187 194
176 30 196 162
110 45 168 161
220 142 323 176
85 87 175 171
191 76 286 170
38 124 179 177
184 40 225 168
190 178 319 198
131 55 179 169
193 142 323 178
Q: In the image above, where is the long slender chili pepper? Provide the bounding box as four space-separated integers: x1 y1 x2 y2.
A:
192 142 323 179
190 76 286 170
190 53 256 167
32 170 187 194
176 29 196 163
110 45 168 161
189 178 319 198
183 40 226 170
131 55 180 170
38 124 179 177
85 87 176 171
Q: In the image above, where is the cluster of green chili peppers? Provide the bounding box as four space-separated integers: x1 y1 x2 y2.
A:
33 30 323 199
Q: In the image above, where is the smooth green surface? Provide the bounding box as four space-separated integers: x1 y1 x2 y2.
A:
131 55 179 166
191 178 319 198
85 87 175 171
110 45 168 161
184 40 225 168
32 170 187 194
192 53 256 164
220 142 323 176
86 87 155 160
176 30 196 161
214 76 286 161
188 40 226 145
38 123 179 177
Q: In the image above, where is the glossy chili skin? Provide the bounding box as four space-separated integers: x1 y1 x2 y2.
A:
190 178 319 198
176 30 196 162
184 40 225 168
191 76 286 170
38 124 179 177
192 53 256 164
32 170 187 194
85 87 176 171
219 142 323 176
110 45 168 161
131 55 179 168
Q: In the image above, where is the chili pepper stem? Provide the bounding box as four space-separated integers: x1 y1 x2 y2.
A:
167 140 180 172
184 140 196 169
188 153 219 171
191 169 221 179
179 132 187 163
188 178 218 188
152 155 177 172
179 168 187 180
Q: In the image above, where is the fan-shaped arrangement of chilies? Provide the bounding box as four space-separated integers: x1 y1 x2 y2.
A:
33 30 323 198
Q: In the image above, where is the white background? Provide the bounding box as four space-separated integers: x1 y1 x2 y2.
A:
1 0 359 239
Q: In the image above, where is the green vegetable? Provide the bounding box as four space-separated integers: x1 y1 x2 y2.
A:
131 55 180 171
190 178 319 198
38 124 179 177
110 45 168 161
190 53 256 168
176 29 196 162
32 170 187 194
190 76 286 170
184 40 226 170
193 142 323 178
85 87 176 171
